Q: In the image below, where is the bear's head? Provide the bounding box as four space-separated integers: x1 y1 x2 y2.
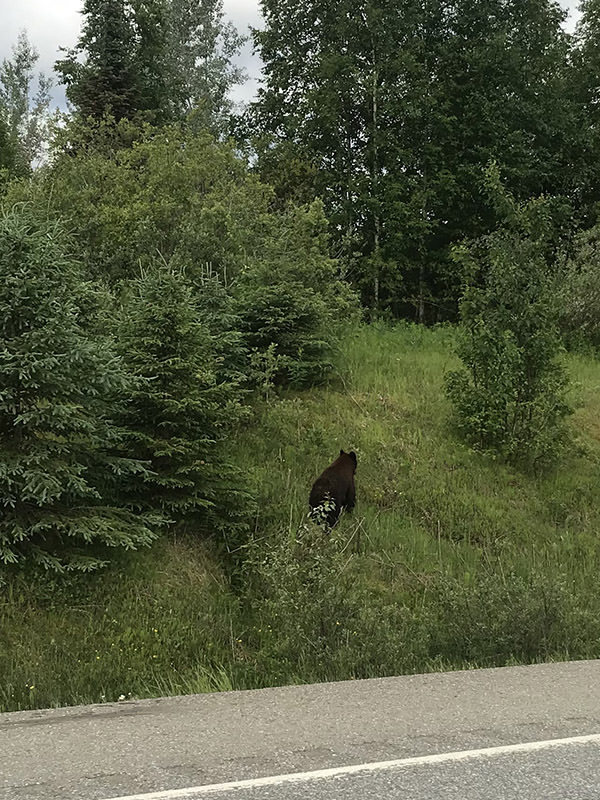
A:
340 449 357 470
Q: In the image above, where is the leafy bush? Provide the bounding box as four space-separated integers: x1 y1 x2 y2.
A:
446 169 572 470
116 262 251 540
25 123 272 284
241 520 425 683
0 206 158 573
560 225 600 351
8 125 356 389
430 571 586 666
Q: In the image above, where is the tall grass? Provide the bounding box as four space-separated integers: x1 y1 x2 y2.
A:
3 322 600 711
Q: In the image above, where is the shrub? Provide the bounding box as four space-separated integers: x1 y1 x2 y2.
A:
446 168 572 470
429 571 582 666
8 125 357 389
240 520 424 683
25 123 273 285
560 225 600 351
0 206 158 573
235 200 358 387
116 262 251 541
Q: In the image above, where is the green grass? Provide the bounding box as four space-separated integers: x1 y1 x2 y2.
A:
3 321 600 711
0 540 240 711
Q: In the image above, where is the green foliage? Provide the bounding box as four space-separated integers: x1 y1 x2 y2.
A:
241 520 411 683
560 225 600 351
164 0 247 134
190 268 248 386
0 205 158 573
429 571 586 666
568 0 600 224
56 0 141 123
0 31 52 175
4 324 600 710
446 168 572 469
16 126 355 389
236 200 359 387
55 0 245 133
250 0 577 318
35 125 270 283
116 262 251 538
0 114 16 181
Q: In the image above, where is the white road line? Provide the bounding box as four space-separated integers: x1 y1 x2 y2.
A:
103 732 600 800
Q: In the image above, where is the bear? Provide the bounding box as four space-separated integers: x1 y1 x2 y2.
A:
309 449 357 528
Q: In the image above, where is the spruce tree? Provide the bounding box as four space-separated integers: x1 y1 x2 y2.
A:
56 0 140 122
56 0 246 132
0 207 158 572
116 263 250 538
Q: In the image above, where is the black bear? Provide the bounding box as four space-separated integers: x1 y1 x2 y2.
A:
309 449 357 527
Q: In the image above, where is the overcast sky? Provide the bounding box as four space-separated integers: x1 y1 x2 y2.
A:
0 0 583 110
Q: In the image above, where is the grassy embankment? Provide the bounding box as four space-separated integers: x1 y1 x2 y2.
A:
2 322 600 712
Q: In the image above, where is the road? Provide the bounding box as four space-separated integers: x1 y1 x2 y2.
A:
1 660 600 799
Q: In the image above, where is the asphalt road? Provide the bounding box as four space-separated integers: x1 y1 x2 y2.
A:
2 660 600 799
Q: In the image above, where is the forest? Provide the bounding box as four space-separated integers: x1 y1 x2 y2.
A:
2 0 600 711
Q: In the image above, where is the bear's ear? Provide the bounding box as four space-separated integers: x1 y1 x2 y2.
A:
349 451 357 465
339 449 346 456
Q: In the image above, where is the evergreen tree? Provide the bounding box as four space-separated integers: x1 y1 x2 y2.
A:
56 0 140 122
235 199 358 387
0 207 158 572
56 0 246 132
116 263 250 537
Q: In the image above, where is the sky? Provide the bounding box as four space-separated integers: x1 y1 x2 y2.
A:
0 0 583 111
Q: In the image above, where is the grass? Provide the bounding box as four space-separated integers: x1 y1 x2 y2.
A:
0 539 240 711
3 321 600 711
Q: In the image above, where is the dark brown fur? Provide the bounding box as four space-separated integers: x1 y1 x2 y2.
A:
309 449 357 527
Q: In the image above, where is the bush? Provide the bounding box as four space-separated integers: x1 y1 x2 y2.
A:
446 168 572 470
235 200 358 388
429 571 585 666
560 225 600 351
240 520 426 683
8 125 357 390
116 262 252 541
22 123 273 285
0 206 158 573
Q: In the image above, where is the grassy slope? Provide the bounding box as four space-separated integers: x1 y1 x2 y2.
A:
3 323 600 711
